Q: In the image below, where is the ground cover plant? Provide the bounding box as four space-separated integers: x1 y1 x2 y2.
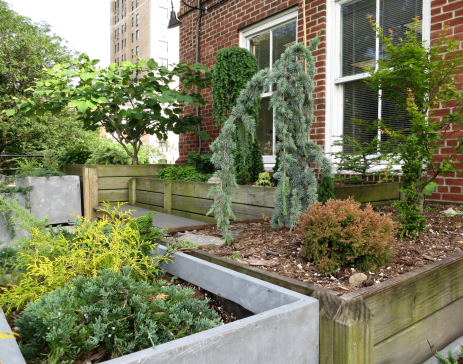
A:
156 165 211 182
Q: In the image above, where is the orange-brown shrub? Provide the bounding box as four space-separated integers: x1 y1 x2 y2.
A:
295 197 397 274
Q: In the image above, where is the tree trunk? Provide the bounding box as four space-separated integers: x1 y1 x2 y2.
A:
132 143 139 165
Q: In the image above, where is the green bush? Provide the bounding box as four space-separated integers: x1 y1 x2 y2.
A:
254 172 272 187
235 168 251 185
296 197 397 274
57 146 92 165
86 139 152 165
434 345 463 364
0 203 170 312
156 166 211 182
187 151 216 174
16 267 221 362
317 174 336 204
129 212 166 255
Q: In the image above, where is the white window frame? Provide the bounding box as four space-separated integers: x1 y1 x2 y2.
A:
325 0 431 157
239 8 298 165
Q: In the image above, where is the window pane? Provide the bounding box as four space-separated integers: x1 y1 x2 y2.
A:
343 79 378 151
341 0 376 77
250 32 270 70
379 0 422 57
272 21 297 64
257 98 273 155
381 97 411 142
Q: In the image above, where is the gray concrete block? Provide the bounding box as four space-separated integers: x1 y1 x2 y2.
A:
0 310 26 364
177 234 225 247
16 176 82 225
0 245 319 364
0 193 30 246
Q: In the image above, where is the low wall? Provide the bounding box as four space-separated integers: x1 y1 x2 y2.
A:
129 178 401 223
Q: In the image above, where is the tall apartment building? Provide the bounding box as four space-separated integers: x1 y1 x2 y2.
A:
110 0 180 163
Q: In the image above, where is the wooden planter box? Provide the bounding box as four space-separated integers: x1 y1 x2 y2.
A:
127 178 401 223
61 164 400 222
185 248 463 364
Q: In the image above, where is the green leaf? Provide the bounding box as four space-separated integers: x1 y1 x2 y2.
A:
80 73 89 81
147 59 158 69
77 101 88 112
422 182 439 196
109 63 118 72
5 109 15 116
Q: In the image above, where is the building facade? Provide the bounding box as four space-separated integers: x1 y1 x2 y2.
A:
176 0 463 203
110 0 180 163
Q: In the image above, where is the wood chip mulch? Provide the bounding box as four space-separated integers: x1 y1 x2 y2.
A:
168 203 463 294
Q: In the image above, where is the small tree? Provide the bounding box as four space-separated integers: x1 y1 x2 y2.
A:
7 55 212 164
208 39 332 235
366 16 463 207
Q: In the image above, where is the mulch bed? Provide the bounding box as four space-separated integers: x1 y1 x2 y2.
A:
167 203 463 294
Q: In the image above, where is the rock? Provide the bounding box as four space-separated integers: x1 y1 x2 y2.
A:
218 230 244 239
349 273 368 286
177 234 226 247
245 247 255 257
443 208 457 216
207 177 221 184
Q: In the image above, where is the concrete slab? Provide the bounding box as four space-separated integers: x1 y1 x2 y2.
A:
16 176 82 225
0 310 26 364
94 205 204 229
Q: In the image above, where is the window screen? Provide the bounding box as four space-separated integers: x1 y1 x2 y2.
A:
250 32 270 70
272 22 297 65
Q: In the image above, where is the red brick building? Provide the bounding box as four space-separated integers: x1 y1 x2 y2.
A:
175 0 463 203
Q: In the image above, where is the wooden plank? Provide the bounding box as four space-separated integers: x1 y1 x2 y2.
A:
99 189 129 203
171 195 274 220
171 180 276 207
61 164 85 176
136 178 165 193
374 295 463 364
136 190 164 208
83 167 98 220
98 176 134 190
334 183 400 203
164 180 172 214
91 164 173 178
128 178 136 205
164 217 270 234
344 252 463 345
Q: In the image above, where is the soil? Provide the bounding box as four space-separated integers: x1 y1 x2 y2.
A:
6 273 236 364
168 202 463 294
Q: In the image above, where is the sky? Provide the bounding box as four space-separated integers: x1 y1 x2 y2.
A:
7 0 110 67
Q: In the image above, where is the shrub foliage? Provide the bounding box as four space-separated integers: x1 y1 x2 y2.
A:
296 198 397 274
16 267 221 362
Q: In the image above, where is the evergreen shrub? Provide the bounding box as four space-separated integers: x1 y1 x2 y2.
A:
0 204 170 312
296 197 397 274
187 151 216 174
16 267 221 362
156 166 211 182
254 172 272 187
317 175 336 204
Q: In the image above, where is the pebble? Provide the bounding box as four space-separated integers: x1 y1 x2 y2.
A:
349 273 368 286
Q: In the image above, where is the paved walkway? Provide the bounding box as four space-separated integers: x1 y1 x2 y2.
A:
94 204 205 229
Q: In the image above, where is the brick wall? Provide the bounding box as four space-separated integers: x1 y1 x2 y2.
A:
427 0 463 203
177 0 463 205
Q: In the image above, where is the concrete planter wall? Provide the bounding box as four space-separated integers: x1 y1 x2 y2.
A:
16 176 82 225
0 193 30 246
188 248 463 364
0 245 319 364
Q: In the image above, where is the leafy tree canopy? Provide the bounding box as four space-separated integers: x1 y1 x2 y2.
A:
0 0 81 167
7 54 212 164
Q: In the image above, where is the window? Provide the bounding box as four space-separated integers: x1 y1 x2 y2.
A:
117 43 120 52
117 14 120 22
240 9 297 161
132 17 134 27
136 30 139 40
115 44 117 53
117 28 119 38
160 58 168 67
115 30 117 39
115 2 117 11
136 46 139 56
122 55 124 61
115 16 117 24
330 0 425 153
122 39 124 49
136 0 139 7
132 49 134 58
132 1 134 10
132 33 134 42
159 41 168 53
122 10 124 18
122 25 124 34
159 7 168 22
136 14 139 25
